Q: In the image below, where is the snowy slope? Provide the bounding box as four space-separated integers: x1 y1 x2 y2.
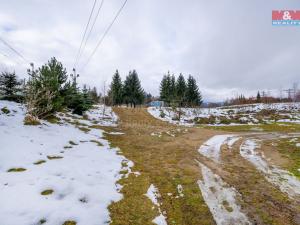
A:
0 101 128 225
148 102 300 126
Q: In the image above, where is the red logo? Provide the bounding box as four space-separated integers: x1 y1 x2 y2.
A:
272 10 300 20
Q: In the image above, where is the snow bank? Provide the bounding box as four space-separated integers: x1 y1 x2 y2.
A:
240 139 300 198
147 102 300 126
197 163 251 225
145 184 168 225
198 135 237 163
0 101 127 225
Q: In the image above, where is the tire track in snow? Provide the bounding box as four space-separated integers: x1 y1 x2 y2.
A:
198 135 239 163
240 139 300 198
197 162 251 225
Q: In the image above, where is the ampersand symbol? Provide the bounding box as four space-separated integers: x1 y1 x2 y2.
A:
283 11 292 20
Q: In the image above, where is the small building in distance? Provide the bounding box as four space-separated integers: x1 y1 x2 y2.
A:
147 100 165 107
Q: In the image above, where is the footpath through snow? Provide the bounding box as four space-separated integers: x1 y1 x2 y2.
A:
198 135 238 163
0 101 129 225
198 163 251 225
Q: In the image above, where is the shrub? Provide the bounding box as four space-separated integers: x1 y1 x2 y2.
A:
194 116 216 124
219 116 231 124
159 110 166 118
24 114 41 126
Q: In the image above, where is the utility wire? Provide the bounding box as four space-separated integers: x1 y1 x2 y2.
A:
74 0 98 69
77 0 105 63
0 51 22 65
81 0 128 71
0 37 30 64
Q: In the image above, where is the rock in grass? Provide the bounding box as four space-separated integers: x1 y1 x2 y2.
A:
41 189 54 195
7 168 26 172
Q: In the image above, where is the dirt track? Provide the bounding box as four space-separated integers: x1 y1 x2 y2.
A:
103 107 300 225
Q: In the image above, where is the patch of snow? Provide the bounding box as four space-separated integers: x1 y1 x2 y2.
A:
177 184 184 197
296 143 300 147
198 135 236 162
145 184 168 225
108 131 124 135
153 214 168 225
0 101 129 225
85 104 118 126
240 139 300 198
226 137 241 149
197 163 251 225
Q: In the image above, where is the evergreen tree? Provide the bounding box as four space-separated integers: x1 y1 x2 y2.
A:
170 74 176 101
123 70 144 107
256 91 261 103
185 75 202 107
25 57 92 118
110 70 123 105
176 73 186 106
159 71 174 104
0 71 22 102
159 75 169 103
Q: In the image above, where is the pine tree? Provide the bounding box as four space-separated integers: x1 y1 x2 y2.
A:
0 71 21 102
110 70 123 106
159 75 169 103
185 75 202 107
123 70 144 107
25 57 92 118
176 73 186 106
170 74 176 102
159 71 174 105
256 91 261 103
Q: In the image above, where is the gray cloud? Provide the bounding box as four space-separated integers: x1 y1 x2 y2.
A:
0 0 299 101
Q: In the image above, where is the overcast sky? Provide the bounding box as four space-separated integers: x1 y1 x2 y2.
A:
0 0 300 101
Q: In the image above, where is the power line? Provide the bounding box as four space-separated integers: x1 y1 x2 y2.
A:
0 37 30 63
77 0 105 63
0 51 22 65
81 0 128 71
74 0 98 69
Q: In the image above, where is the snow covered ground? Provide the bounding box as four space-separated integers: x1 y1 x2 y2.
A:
240 139 300 198
0 101 128 225
197 163 251 225
148 102 300 126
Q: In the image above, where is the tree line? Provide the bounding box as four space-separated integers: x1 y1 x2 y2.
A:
0 57 100 122
0 57 204 123
160 72 202 107
108 70 145 107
